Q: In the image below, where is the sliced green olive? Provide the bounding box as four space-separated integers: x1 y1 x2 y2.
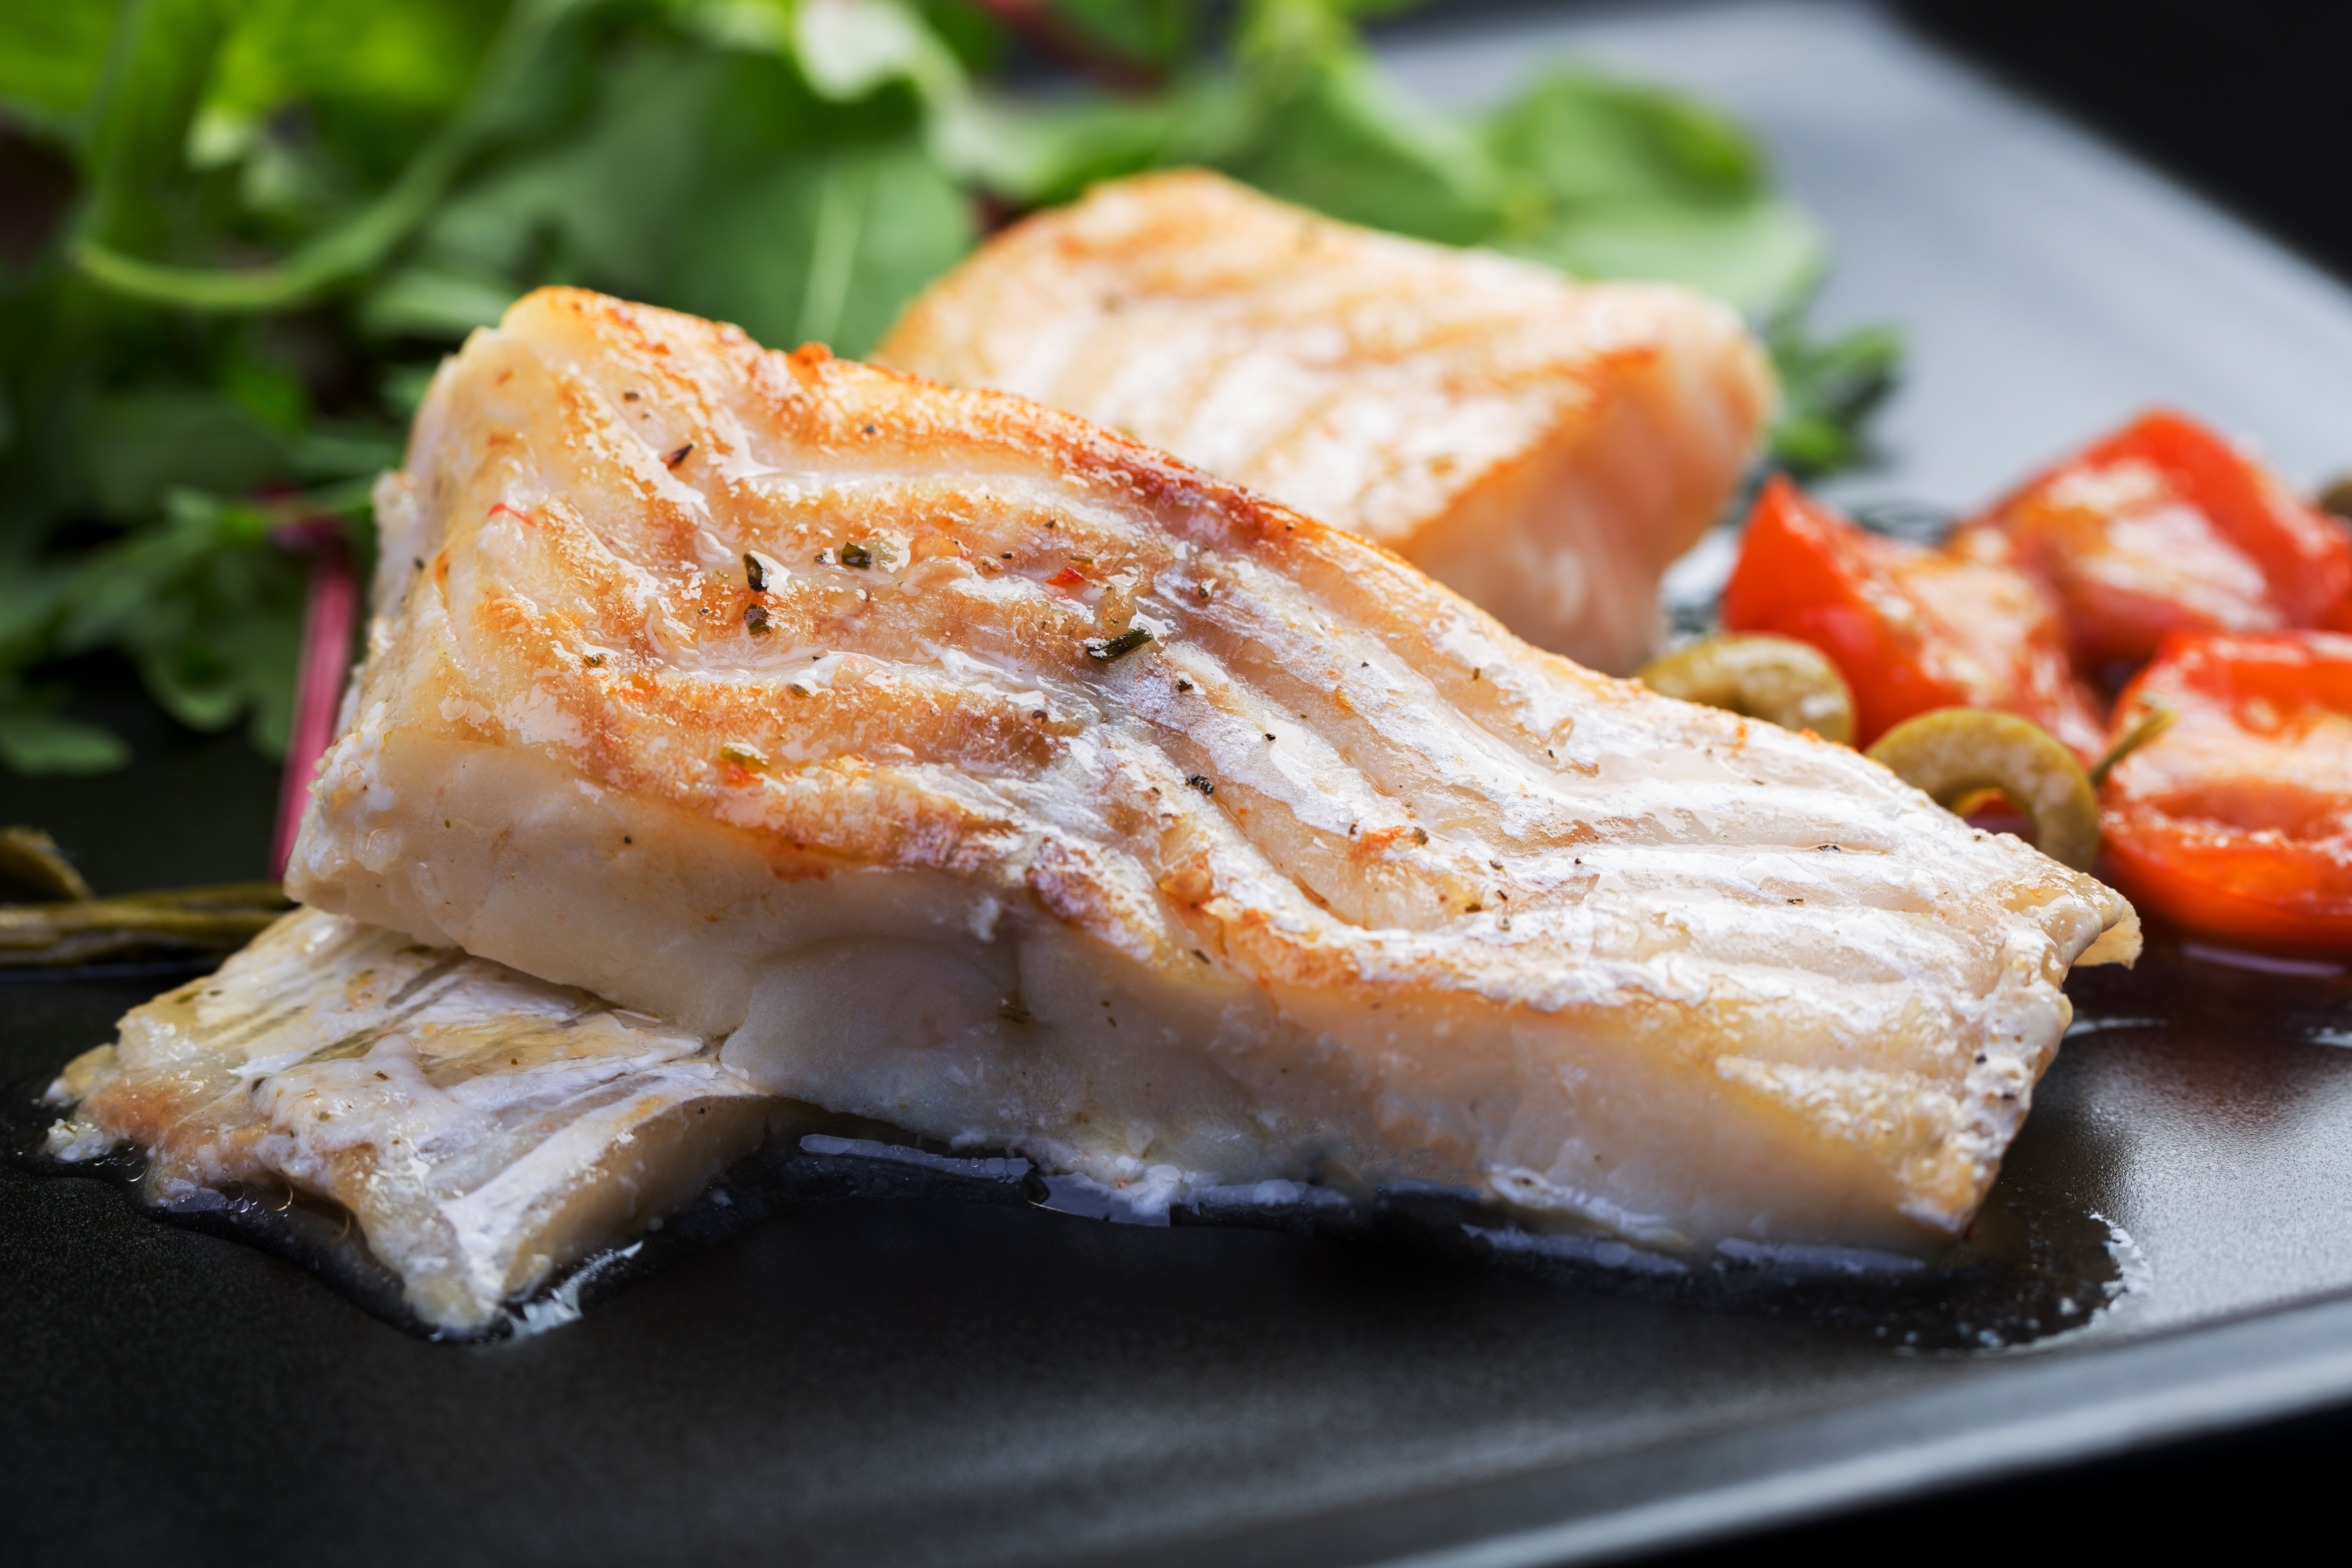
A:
1635 634 1856 745
1866 708 2100 871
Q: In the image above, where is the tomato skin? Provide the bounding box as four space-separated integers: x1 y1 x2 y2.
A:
1721 477 2107 760
2099 631 2352 952
1962 410 2352 667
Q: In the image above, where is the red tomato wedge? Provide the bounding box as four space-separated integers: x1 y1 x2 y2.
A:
1721 476 2107 760
1957 410 2352 670
2100 632 2352 952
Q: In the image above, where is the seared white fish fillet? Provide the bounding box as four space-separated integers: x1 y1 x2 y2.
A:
45 907 768 1333
270 285 2131 1265
875 169 1773 674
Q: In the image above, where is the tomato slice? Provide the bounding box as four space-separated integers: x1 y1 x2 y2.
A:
2099 631 2352 951
1720 476 2107 760
1958 410 2352 671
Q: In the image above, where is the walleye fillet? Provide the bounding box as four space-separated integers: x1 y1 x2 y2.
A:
189 284 2131 1280
875 170 1772 675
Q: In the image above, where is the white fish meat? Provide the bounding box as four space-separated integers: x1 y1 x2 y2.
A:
49 287 2133 1328
46 907 769 1333
875 169 1774 674
184 284 2135 1284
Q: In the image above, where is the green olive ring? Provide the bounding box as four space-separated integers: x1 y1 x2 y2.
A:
1635 634 1857 746
1866 708 2100 872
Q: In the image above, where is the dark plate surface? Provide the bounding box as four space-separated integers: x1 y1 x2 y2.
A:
10 4 2352 1565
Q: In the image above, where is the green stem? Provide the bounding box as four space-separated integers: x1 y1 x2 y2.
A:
2088 700 2178 789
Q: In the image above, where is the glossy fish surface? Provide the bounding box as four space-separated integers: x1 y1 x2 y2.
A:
46 907 769 1333
876 170 1773 674
265 286 2132 1267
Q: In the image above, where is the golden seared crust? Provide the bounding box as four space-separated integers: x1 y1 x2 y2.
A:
875 169 1774 671
286 286 2131 1256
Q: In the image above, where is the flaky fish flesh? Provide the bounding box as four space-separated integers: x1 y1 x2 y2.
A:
214 286 2132 1265
875 170 1772 674
46 907 769 1332
51 288 2132 1328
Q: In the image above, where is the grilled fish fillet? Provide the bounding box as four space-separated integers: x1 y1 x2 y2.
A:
875 170 1773 675
46 907 769 1332
225 285 2132 1281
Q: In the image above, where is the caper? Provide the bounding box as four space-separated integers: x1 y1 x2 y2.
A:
1866 708 2100 871
1635 634 1856 745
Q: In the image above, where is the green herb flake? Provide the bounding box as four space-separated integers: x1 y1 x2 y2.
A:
1084 626 1154 662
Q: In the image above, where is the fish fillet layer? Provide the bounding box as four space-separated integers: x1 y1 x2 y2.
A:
252 286 2135 1274
875 170 1773 674
46 907 770 1332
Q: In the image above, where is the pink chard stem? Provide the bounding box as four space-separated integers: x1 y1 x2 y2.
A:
271 522 360 881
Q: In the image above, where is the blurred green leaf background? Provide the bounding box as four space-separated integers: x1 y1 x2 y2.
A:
0 0 1897 776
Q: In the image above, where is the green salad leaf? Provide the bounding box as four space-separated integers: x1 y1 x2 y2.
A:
1484 67 1828 318
0 0 1899 776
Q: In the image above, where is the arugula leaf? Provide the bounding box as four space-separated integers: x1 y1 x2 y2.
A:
670 134 972 356
79 390 290 518
385 32 969 358
360 264 520 339
75 386 393 518
70 0 594 312
941 89 1208 208
791 0 965 106
204 0 504 146
1478 62 1890 466
0 481 340 772
1485 67 1765 206
1482 67 1824 318
1499 195 1824 321
383 39 732 315
1222 52 1501 246
52 488 312 752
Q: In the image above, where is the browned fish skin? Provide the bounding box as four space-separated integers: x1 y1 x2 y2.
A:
287 287 2131 1261
875 169 1774 674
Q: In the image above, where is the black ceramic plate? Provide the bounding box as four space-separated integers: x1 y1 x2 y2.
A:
11 5 2352 1565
